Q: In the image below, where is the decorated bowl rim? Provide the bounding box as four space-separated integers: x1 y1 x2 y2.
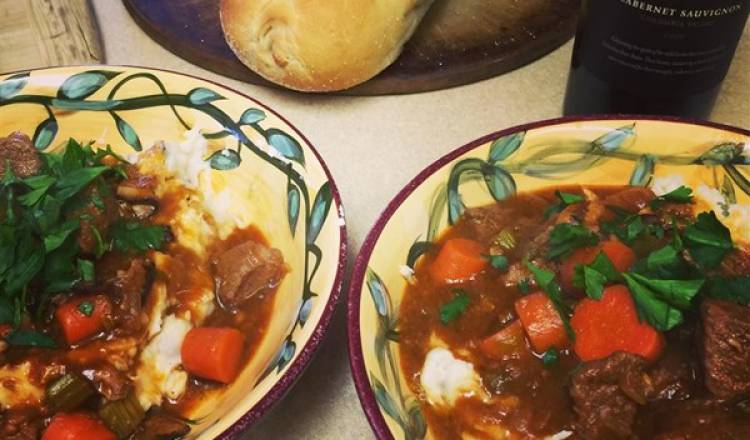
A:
346 114 750 440
1 64 348 440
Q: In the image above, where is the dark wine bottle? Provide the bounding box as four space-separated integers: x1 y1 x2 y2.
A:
564 0 750 119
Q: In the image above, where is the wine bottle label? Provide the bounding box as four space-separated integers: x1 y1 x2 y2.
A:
577 0 749 94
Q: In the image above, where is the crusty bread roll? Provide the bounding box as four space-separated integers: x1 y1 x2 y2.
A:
220 0 434 92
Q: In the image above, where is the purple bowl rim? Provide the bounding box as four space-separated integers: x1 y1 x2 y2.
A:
346 114 749 440
1 64 348 439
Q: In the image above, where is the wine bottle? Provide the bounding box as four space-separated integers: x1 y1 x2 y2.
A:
563 0 749 119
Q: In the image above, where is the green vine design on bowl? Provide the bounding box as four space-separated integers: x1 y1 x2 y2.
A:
0 69 334 377
405 124 750 269
366 269 426 440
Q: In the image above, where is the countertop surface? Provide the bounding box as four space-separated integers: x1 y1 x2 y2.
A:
92 2 749 439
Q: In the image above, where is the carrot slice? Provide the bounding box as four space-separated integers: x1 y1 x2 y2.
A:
42 413 116 440
55 296 111 345
479 320 529 360
181 327 245 384
560 239 636 294
429 238 488 284
560 246 599 293
571 285 664 362
600 239 637 273
514 292 569 353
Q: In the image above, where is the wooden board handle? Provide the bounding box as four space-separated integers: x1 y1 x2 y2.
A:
0 0 104 73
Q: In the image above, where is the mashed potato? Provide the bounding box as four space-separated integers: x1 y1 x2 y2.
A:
135 315 192 409
651 174 750 242
420 347 482 408
0 362 43 409
131 131 247 410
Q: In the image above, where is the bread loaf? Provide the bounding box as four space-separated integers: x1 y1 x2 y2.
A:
220 0 434 92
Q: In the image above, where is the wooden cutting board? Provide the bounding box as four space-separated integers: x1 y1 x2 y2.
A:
0 0 103 73
123 0 579 95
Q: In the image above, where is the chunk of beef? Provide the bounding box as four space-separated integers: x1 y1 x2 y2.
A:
116 173 157 202
0 132 42 178
570 352 651 440
74 184 120 255
96 256 152 335
701 299 750 400
602 187 656 213
555 189 609 231
646 346 699 401
657 202 695 228
501 262 536 288
129 203 157 220
640 399 750 440
716 246 750 279
462 195 549 244
134 413 190 440
112 258 151 334
87 363 131 401
0 412 39 440
5 425 38 440
214 240 286 309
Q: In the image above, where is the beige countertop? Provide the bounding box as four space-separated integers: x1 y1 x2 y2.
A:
93 2 749 439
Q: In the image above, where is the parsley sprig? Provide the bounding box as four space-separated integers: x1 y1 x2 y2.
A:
526 261 575 339
573 251 620 300
544 191 585 219
570 207 738 331
0 139 166 345
650 186 694 209
683 211 733 269
547 223 599 260
439 290 471 324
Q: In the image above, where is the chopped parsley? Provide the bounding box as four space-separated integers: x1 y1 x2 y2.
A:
544 191 585 219
623 273 704 331
77 300 94 317
601 211 665 245
541 348 560 366
517 279 532 294
5 329 57 348
683 211 733 269
574 252 620 300
547 223 599 260
439 290 471 324
76 259 95 283
0 139 150 342
525 261 574 339
487 254 509 271
650 186 694 209
110 221 168 253
90 225 107 258
641 237 691 280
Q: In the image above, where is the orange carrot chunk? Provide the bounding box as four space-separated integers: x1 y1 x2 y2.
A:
55 296 111 345
571 285 664 362
429 238 488 284
42 413 116 440
514 292 570 353
600 239 637 273
479 320 529 360
181 327 246 384
560 239 636 293
560 246 599 293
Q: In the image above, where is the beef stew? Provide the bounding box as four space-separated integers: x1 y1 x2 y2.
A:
399 185 750 439
0 132 286 438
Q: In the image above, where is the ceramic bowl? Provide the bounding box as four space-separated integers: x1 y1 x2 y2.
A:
0 66 346 439
347 116 750 440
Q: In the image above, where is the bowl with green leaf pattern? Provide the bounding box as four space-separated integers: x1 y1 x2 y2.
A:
0 66 346 439
347 116 749 440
